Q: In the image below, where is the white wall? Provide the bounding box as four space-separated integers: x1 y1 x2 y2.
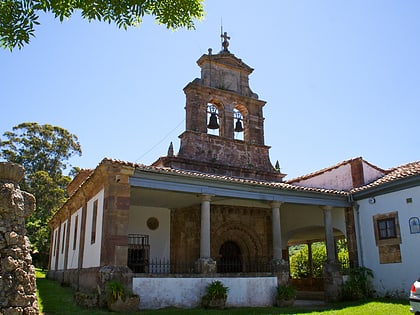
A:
293 164 354 191
57 220 68 270
133 277 277 309
50 227 59 270
128 205 171 261
82 188 104 268
67 208 82 269
357 185 420 296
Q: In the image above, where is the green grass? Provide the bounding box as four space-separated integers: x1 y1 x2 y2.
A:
36 269 410 315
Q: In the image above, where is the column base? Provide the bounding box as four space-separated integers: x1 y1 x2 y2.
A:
270 259 290 285
194 258 216 274
322 260 343 302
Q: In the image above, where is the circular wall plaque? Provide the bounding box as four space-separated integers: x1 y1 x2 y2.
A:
147 217 159 230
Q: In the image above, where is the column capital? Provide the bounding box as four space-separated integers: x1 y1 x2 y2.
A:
270 201 283 208
200 194 213 202
320 205 333 212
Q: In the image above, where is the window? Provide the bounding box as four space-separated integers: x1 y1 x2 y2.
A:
372 211 402 264
91 200 98 244
377 218 396 239
61 222 66 254
53 229 58 256
207 103 220 136
73 215 79 250
233 108 244 140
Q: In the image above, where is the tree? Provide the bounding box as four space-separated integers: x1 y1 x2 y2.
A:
0 122 82 268
289 241 349 279
0 0 204 50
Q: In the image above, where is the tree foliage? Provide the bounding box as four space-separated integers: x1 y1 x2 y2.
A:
0 122 82 268
289 241 350 279
0 0 204 50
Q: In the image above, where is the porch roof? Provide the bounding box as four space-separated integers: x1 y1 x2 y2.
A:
127 159 350 208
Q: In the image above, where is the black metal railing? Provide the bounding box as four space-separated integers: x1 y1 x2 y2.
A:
127 234 150 273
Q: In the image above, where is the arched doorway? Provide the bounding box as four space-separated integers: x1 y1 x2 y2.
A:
217 241 242 273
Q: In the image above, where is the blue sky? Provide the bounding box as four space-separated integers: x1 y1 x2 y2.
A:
1 0 420 179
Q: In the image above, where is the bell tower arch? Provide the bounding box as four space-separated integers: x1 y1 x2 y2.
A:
154 34 285 181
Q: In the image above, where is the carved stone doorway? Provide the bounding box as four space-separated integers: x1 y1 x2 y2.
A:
217 241 242 273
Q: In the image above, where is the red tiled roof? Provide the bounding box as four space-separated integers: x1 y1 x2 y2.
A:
286 157 386 184
351 160 420 193
99 158 348 196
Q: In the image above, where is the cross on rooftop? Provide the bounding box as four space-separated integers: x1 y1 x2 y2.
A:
221 32 230 52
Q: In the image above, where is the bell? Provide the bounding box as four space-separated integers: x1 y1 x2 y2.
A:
234 119 244 132
207 113 220 129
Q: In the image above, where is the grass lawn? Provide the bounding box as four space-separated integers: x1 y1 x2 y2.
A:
36 269 410 315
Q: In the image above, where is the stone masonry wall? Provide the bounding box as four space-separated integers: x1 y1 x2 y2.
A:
171 205 272 265
0 162 38 315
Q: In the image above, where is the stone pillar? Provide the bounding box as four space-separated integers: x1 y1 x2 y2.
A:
270 201 289 285
323 206 336 262
195 194 216 274
0 162 39 314
321 205 343 302
200 195 211 259
271 201 283 260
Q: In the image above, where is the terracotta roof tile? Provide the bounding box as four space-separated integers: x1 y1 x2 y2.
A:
100 158 348 196
286 157 385 184
351 160 420 193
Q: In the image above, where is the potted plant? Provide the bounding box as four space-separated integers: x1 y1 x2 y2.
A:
276 284 296 307
106 280 140 313
202 280 229 309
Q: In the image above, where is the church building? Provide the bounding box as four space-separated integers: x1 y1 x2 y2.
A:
47 34 420 308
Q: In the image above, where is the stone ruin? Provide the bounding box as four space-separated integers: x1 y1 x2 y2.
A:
0 162 38 315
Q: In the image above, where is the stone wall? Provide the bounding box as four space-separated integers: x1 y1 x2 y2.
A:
171 205 272 265
0 162 38 314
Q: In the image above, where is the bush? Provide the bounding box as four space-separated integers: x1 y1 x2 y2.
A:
342 267 375 300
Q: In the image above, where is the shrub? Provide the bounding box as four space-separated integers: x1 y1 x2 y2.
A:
342 267 375 300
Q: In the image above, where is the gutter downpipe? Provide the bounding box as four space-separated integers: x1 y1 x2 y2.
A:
349 193 364 267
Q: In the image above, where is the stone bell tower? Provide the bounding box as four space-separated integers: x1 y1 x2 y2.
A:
154 33 285 182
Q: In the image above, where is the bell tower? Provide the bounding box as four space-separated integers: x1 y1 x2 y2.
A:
153 34 285 181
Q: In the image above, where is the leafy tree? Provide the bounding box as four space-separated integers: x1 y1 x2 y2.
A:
0 122 82 268
289 241 349 279
0 0 204 50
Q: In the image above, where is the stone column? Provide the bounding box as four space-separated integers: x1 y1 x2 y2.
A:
195 194 216 274
200 194 212 259
0 162 39 314
270 201 289 285
321 205 343 302
323 206 336 262
271 201 283 260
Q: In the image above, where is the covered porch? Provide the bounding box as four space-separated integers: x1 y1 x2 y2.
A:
123 168 351 306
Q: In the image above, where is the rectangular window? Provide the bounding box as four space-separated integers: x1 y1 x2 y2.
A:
91 200 98 244
73 215 78 250
377 218 396 239
61 223 66 254
53 229 58 256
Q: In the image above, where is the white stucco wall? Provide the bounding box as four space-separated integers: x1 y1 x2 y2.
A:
362 163 386 184
133 277 277 309
357 186 420 296
293 164 353 191
57 220 68 270
82 188 104 268
50 227 59 270
67 208 82 269
128 205 170 262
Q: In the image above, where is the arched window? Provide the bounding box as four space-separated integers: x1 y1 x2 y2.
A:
233 108 244 140
207 103 220 136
